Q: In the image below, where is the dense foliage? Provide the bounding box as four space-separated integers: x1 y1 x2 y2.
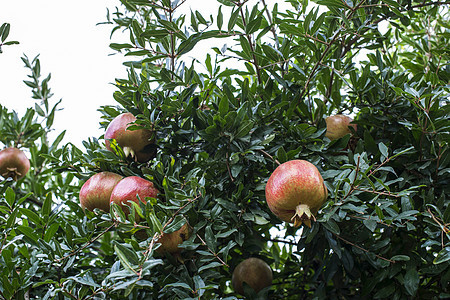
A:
1 0 449 298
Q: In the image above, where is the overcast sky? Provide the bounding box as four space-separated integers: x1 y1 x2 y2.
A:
0 1 289 147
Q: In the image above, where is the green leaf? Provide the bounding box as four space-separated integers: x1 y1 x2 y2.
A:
246 16 262 35
363 218 377 231
311 12 326 36
41 193 52 217
228 8 240 32
217 6 223 30
434 247 450 264
277 147 287 163
204 225 217 252
19 208 41 225
114 242 140 271
323 218 340 234
44 222 60 242
235 120 254 138
198 262 222 273
218 96 229 116
5 187 15 207
378 142 389 160
391 255 410 261
404 267 419 296
17 225 39 242
1 23 10 42
163 215 186 234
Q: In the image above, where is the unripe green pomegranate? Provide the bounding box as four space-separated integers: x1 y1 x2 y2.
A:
79 172 123 212
232 257 273 295
265 160 328 228
109 176 159 217
105 113 155 162
0 147 30 180
325 114 357 140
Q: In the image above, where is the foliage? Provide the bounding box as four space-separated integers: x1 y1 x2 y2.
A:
0 22 19 54
1 1 449 299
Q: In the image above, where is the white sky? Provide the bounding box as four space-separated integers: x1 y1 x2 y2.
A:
0 0 290 147
0 0 128 146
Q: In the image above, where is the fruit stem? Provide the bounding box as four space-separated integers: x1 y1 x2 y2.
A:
291 204 316 228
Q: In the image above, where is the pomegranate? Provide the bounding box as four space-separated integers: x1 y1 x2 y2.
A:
232 257 273 295
325 114 357 140
0 147 30 180
104 112 155 163
155 223 191 254
79 172 123 212
109 176 159 216
265 160 328 228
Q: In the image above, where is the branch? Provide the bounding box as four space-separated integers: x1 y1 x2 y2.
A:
55 222 116 263
333 233 395 263
259 149 280 165
196 233 229 267
354 187 402 198
139 195 200 278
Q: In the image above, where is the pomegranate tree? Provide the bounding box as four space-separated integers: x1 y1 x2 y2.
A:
79 172 123 212
0 147 30 180
265 160 328 228
104 112 155 162
155 223 191 254
110 176 159 216
231 257 273 295
325 114 357 140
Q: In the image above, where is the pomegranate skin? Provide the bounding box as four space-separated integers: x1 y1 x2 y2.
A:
156 223 191 254
232 257 273 295
79 172 123 212
110 176 159 215
0 147 30 180
104 113 154 162
265 160 328 227
325 115 357 141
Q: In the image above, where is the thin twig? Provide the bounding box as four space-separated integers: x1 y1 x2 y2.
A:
196 233 229 267
140 195 200 277
427 207 449 235
270 238 298 246
333 233 395 263
259 149 281 165
226 152 235 182
55 222 117 263
348 214 392 227
354 187 401 198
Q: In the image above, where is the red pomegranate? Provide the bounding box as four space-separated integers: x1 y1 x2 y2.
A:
232 257 273 295
265 160 328 228
325 114 357 141
79 172 123 212
110 176 159 216
0 147 30 180
104 113 155 162
155 223 191 254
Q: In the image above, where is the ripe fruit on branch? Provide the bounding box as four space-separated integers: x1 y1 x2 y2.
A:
110 176 159 216
0 147 30 180
265 160 328 228
325 114 357 141
105 112 155 163
232 257 273 295
79 172 123 212
156 223 191 254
